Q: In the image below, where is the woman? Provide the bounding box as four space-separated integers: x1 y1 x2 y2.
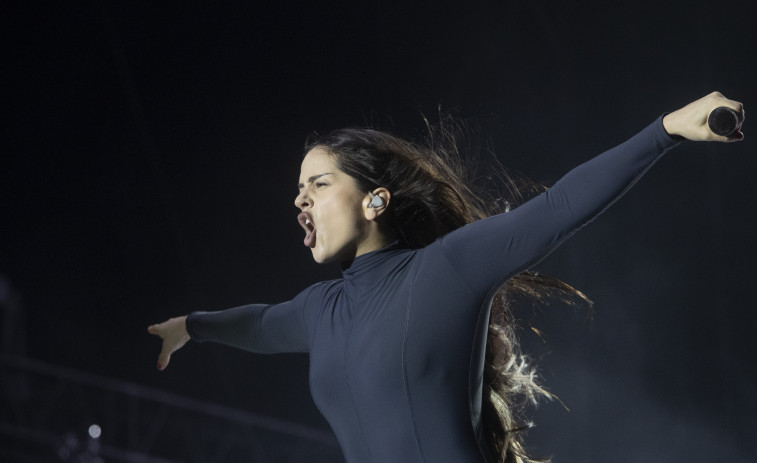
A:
148 92 744 463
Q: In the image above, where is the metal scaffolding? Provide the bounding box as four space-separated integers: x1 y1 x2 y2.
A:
0 274 341 462
0 354 342 463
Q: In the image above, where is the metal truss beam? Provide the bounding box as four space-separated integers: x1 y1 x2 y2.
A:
1 355 342 462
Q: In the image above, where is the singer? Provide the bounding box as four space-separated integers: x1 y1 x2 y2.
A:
149 92 743 463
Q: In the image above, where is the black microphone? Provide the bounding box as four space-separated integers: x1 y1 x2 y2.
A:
708 107 739 136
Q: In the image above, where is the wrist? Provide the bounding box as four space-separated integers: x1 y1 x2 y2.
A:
662 112 677 136
179 315 190 341
662 112 685 140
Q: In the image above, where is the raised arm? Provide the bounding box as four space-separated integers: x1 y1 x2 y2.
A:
663 91 744 142
437 92 744 295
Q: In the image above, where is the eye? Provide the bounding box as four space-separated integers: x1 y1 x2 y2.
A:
315 182 328 188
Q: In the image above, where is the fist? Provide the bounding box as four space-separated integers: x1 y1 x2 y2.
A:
663 92 744 142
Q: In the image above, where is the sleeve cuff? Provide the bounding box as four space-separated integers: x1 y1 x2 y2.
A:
185 311 208 342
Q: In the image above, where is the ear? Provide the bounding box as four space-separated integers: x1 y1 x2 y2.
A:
363 187 391 220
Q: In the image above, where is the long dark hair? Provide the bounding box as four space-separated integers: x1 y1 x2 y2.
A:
305 118 589 463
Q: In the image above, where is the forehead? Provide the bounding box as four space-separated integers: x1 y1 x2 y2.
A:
299 147 338 180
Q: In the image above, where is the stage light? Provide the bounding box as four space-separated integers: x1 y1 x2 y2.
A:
88 424 102 439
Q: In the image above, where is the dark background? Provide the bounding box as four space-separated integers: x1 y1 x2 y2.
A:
3 1 756 461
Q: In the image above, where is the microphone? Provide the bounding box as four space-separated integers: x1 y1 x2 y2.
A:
708 107 739 136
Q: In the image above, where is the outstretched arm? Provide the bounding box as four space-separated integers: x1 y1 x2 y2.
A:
438 92 744 294
186 302 310 354
148 285 320 370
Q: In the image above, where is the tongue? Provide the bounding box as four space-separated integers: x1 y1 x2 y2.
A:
297 212 316 248
304 228 316 248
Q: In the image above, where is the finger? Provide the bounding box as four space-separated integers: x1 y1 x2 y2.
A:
731 105 745 141
726 101 745 124
148 324 166 337
158 347 172 371
717 95 744 123
707 91 740 110
727 130 744 142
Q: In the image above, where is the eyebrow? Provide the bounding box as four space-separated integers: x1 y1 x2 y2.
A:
298 172 333 190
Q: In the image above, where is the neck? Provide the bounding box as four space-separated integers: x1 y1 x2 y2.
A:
355 233 396 258
347 221 398 264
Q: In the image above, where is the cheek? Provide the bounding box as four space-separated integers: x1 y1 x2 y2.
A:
324 200 363 238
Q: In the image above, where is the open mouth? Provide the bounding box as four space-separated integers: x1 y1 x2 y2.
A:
297 212 316 248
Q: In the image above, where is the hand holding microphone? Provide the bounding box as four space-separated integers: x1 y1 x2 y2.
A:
662 91 744 142
708 106 740 136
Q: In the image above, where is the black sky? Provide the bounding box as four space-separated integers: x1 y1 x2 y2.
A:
3 1 756 461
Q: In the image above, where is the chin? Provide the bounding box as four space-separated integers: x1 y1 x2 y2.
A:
310 245 352 266
309 247 331 264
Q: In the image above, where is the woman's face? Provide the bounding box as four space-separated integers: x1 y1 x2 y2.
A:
294 147 371 264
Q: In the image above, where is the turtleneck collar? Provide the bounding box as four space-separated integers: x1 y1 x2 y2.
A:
341 241 407 279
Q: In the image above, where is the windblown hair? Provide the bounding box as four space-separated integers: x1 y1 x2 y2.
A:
305 117 589 463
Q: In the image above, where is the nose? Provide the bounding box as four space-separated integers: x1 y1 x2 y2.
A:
294 189 311 210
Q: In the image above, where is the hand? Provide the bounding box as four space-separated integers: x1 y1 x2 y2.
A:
663 91 745 142
147 316 190 371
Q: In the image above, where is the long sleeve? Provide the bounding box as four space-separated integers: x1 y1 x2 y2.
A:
437 116 680 295
186 286 317 354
